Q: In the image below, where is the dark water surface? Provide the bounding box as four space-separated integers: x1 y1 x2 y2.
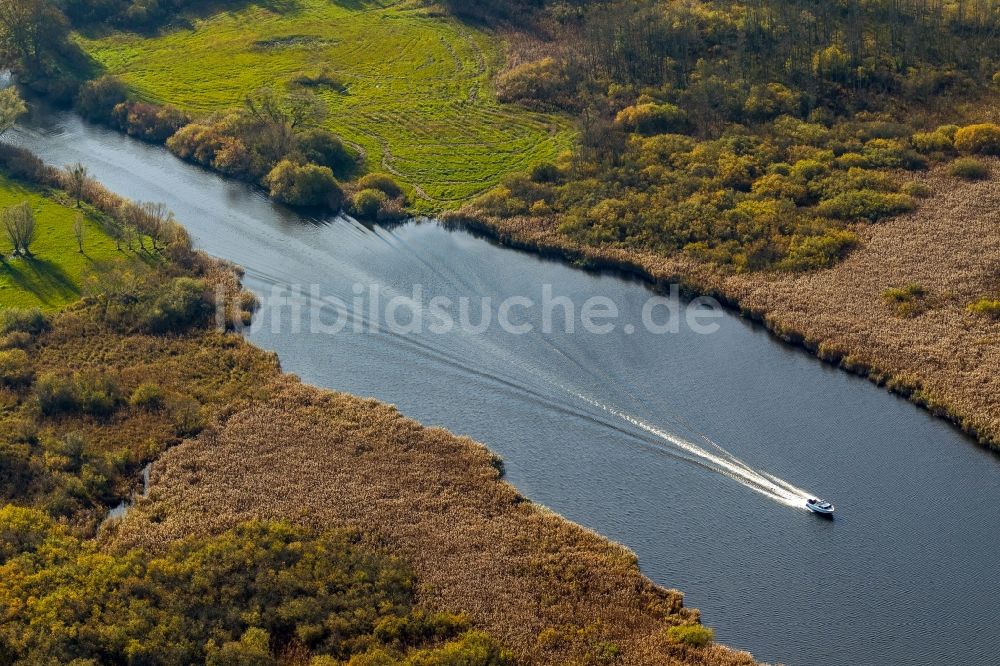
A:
13 108 1000 666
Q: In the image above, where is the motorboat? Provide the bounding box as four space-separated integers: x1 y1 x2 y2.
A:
805 498 835 516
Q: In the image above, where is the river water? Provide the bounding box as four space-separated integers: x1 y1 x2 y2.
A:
12 107 1000 666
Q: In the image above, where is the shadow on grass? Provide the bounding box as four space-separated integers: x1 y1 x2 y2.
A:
1 256 80 307
74 0 305 39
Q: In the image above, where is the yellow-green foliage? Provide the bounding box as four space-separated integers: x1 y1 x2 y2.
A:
476 120 921 271
76 0 573 208
0 513 502 664
666 624 715 648
912 126 956 153
0 175 146 311
496 57 573 109
0 281 278 528
614 102 687 134
883 283 928 317
816 190 916 221
0 348 32 387
948 157 990 180
265 160 343 208
954 123 1000 154
968 298 1000 318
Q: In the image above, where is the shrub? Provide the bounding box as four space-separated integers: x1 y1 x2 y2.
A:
954 123 1000 154
113 102 190 143
789 159 829 183
495 57 573 109
530 162 561 183
0 521 490 664
751 173 809 204
0 144 48 182
130 382 165 410
75 76 129 123
883 283 927 317
168 394 206 437
901 181 933 198
265 160 343 208
0 349 32 387
167 123 228 166
862 138 926 169
816 190 916 221
141 277 211 334
777 230 858 271
912 129 954 154
293 129 355 176
355 172 404 199
614 103 687 135
743 82 800 120
948 157 989 180
666 624 714 648
351 188 388 219
35 371 123 417
0 308 47 336
474 186 528 217
968 298 1000 318
211 137 253 177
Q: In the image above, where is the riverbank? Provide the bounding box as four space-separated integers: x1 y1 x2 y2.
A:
0 148 759 664
448 160 1000 450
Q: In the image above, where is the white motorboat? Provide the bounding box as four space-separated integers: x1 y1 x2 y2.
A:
805 498 835 516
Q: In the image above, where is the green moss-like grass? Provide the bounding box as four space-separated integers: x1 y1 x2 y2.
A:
77 0 575 210
0 175 151 311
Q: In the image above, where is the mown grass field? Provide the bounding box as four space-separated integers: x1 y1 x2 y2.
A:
77 0 574 209
0 176 145 310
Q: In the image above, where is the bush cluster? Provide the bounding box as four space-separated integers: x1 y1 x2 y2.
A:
474 115 928 271
266 160 343 208
666 624 715 648
0 515 513 665
954 123 1000 155
0 349 33 387
346 173 408 221
948 158 990 180
74 78 357 212
89 273 214 334
34 371 124 417
968 298 1000 318
495 57 576 111
883 283 928 317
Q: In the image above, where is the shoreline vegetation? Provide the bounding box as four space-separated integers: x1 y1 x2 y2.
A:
5 0 992 455
0 143 755 664
445 168 1000 451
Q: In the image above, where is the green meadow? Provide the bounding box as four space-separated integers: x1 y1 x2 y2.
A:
0 176 147 311
78 0 574 208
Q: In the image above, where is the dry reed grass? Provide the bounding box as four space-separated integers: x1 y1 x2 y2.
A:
105 372 758 666
453 158 1000 448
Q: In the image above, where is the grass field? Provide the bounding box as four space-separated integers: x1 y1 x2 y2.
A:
0 175 147 310
77 0 574 208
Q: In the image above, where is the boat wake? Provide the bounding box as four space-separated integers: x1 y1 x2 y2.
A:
563 387 814 508
238 226 819 511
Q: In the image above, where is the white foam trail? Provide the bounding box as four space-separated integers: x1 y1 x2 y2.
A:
564 388 813 508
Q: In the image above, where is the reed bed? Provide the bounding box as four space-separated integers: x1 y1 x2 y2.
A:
107 373 758 666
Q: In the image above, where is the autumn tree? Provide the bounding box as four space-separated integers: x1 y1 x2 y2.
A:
73 213 84 253
0 86 26 137
0 0 69 73
2 201 36 257
66 162 89 207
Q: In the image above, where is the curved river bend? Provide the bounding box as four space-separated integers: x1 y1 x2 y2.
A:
13 108 1000 666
